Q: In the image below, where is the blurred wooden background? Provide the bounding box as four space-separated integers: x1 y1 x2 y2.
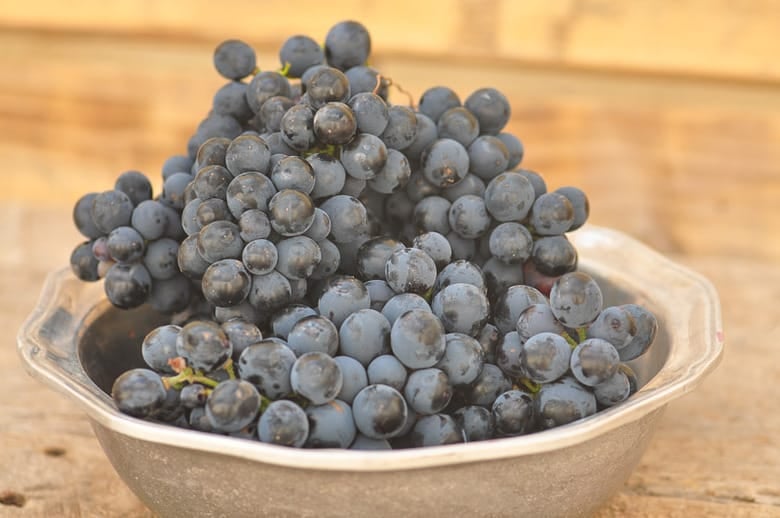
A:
1 1 779 517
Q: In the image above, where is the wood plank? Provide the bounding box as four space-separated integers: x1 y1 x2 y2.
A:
2 31 780 263
1 0 780 82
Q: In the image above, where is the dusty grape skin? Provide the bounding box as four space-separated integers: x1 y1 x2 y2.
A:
205 379 261 433
492 390 535 437
536 377 597 430
550 272 604 328
404 368 453 416
570 338 620 387
385 247 438 295
176 320 232 373
352 384 408 439
520 332 571 384
410 414 465 447
618 304 658 361
431 283 490 337
435 333 485 386
238 340 297 399
304 399 356 448
111 368 167 418
257 400 309 447
390 309 446 369
339 309 391 366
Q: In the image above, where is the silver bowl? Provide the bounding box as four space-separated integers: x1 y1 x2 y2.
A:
17 225 723 518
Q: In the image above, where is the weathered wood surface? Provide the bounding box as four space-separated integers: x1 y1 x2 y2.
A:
2 0 779 82
1 19 780 518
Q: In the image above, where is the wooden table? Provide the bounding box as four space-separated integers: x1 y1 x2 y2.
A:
2 4 780 516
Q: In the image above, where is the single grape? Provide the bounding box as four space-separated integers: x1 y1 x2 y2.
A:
176 320 232 372
238 209 272 242
180 383 209 409
453 405 494 442
344 65 387 97
435 333 485 385
196 137 230 169
570 338 620 387
464 87 510 135
431 283 490 337
280 103 316 151
73 193 103 239
306 66 351 108
268 189 316 237
111 368 167 418
248 270 292 314
550 272 603 328
353 384 408 439
238 340 297 399
404 368 453 415
257 400 309 447
385 247 437 295
222 319 263 362
115 170 152 206
366 354 408 393
270 156 315 194
367 148 411 194
91 190 135 234
70 241 100 281
143 238 180 280
586 306 636 349
496 331 525 378
410 414 464 447
104 262 152 309
177 234 210 279
497 132 524 169
226 172 278 218
313 102 357 146
197 220 244 263
464 363 512 408
131 200 169 240
279 35 324 78
213 39 256 80
421 138 470 187
304 399 356 448
532 235 579 277
213 81 253 122
468 136 509 180
516 303 565 342
492 390 534 437
202 258 251 307
337 308 391 366
536 376 597 430
437 107 479 147
241 239 278 275
205 379 260 433
380 293 431 325
141 324 181 374
521 332 571 384
593 367 632 407
148 274 192 314
349 92 389 136
324 20 371 70
309 238 341 280
340 133 388 180
390 309 446 369
617 304 658 361
380 105 417 150
489 222 533 265
449 195 491 239
433 260 486 293
483 172 535 222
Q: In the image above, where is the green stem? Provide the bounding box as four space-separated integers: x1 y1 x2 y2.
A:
519 378 541 394
577 327 588 342
223 358 237 380
278 62 291 77
162 367 220 390
561 331 578 349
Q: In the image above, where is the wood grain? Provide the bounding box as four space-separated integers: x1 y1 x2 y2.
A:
2 0 780 82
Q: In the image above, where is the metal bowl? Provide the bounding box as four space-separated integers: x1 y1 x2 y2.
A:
17 225 723 518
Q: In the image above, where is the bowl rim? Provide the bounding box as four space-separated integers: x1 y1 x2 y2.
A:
17 224 724 472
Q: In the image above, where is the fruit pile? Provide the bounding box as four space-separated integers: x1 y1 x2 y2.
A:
69 20 657 449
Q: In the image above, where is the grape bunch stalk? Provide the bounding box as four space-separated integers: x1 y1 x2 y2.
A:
70 19 658 449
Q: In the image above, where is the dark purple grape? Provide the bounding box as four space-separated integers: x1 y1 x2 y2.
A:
257 400 309 447
279 35 324 78
492 390 534 437
390 309 446 369
70 241 100 281
213 39 256 80
313 102 357 145
353 384 407 439
291 352 343 405
176 320 232 372
410 414 464 447
324 20 371 71
141 324 180 374
111 368 167 418
202 258 251 307
536 376 597 430
115 170 152 206
464 87 510 135
238 340 297 399
104 262 152 309
205 379 260 433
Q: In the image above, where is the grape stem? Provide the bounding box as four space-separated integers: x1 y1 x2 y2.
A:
561 331 578 349
223 358 237 380
518 378 541 394
278 62 291 77
162 367 220 390
576 327 588 342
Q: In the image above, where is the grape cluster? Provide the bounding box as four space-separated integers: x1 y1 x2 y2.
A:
72 20 660 449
